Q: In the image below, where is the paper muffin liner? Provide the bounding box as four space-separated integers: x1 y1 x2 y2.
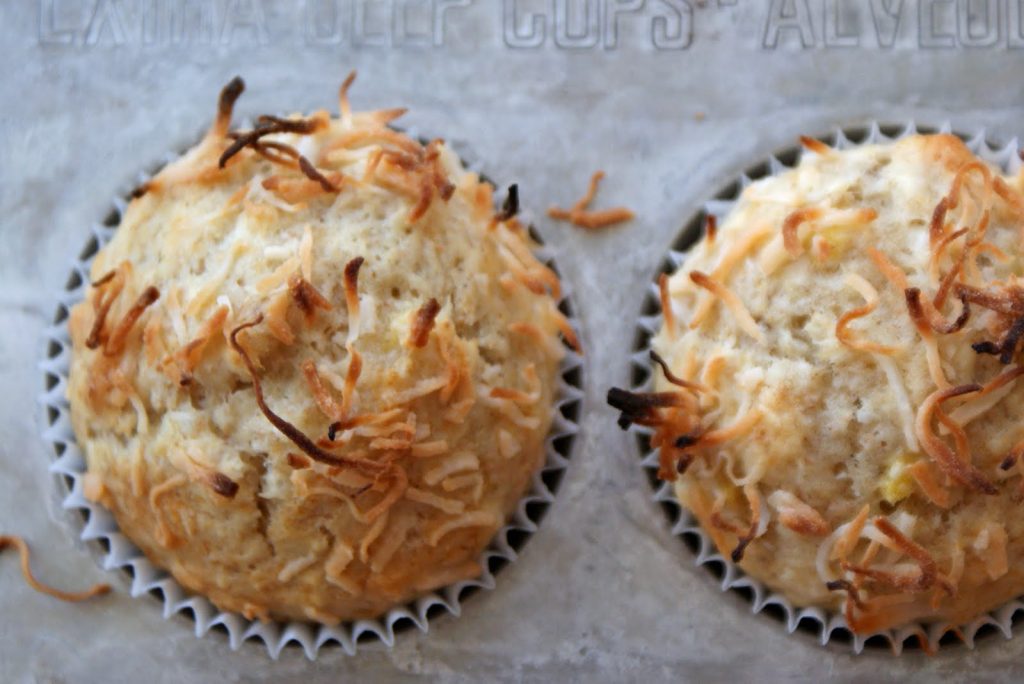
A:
38 134 584 659
628 120 1024 654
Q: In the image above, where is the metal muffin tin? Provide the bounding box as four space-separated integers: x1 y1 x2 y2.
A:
6 1 1024 681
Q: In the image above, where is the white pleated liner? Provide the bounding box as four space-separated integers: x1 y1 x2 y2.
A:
631 121 1024 655
38 138 585 660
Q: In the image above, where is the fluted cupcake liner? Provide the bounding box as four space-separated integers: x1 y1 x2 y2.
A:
628 120 1024 654
38 133 584 660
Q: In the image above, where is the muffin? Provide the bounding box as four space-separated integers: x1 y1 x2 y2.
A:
66 75 576 624
610 133 1024 634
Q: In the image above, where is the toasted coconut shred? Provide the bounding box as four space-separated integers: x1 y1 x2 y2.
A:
65 71 573 624
609 133 1024 636
1 535 111 602
688 271 765 343
407 298 441 348
547 170 635 230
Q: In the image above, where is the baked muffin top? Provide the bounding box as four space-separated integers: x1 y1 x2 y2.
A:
67 76 575 623
611 134 1024 633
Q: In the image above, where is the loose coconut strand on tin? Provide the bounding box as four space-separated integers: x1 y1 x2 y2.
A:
0 535 110 602
547 170 635 230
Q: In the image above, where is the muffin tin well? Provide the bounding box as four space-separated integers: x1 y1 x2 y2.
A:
39 139 584 659
625 121 1024 655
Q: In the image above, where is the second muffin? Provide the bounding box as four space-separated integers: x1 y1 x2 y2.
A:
611 133 1024 634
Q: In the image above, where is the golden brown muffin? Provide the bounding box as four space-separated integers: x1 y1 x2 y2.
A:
67 75 576 623
610 133 1024 633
